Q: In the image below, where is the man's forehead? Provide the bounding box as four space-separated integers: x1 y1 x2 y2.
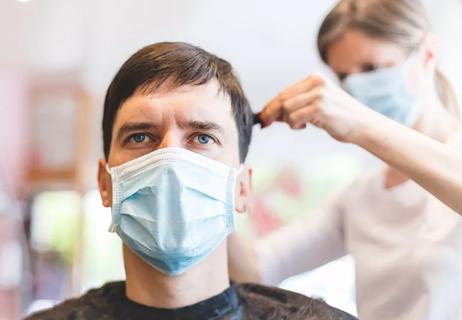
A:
113 80 235 132
138 78 228 101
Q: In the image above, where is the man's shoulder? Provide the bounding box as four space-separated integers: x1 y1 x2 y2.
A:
24 281 124 320
236 283 357 320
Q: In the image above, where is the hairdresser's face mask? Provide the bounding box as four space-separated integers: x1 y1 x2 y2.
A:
343 56 421 126
106 147 240 276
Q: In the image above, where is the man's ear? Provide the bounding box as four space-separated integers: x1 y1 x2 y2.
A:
235 165 252 214
97 159 112 208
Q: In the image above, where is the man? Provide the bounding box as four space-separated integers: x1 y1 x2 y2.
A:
26 42 356 320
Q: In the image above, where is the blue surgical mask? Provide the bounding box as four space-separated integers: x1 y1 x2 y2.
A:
106 147 240 276
343 62 421 126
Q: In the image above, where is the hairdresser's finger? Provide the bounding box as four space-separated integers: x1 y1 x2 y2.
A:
282 74 323 98
285 100 323 129
260 95 284 127
282 87 326 114
260 74 327 127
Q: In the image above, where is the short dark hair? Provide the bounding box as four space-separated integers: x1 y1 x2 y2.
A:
102 42 253 162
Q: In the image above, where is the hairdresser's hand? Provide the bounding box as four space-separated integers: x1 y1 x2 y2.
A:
260 74 374 143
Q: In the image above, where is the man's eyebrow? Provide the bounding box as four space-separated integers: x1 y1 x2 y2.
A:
179 120 224 133
116 122 157 141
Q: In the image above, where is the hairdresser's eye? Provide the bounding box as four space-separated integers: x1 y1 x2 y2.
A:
338 73 348 81
362 63 378 73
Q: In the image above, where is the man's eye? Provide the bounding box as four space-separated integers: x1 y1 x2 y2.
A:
130 133 149 144
194 134 214 145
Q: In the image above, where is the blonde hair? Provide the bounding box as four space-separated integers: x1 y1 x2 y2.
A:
317 0 459 116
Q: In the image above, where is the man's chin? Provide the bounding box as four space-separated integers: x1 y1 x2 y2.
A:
122 241 229 279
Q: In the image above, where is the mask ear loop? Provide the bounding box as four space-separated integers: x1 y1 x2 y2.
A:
104 163 118 233
225 164 245 231
105 164 112 176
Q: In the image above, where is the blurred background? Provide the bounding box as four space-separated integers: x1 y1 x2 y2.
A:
1 0 462 318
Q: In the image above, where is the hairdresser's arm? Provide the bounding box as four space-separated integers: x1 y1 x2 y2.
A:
229 190 347 284
354 112 462 214
260 74 462 214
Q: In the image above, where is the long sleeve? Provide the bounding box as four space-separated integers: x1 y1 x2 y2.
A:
255 188 348 285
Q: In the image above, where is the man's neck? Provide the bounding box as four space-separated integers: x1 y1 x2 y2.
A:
123 242 230 308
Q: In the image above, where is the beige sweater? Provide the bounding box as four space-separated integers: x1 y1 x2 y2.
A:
256 132 462 320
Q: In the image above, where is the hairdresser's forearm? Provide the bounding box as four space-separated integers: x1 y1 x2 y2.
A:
354 113 462 214
227 233 262 283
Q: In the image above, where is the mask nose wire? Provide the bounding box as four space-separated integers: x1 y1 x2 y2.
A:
106 154 243 178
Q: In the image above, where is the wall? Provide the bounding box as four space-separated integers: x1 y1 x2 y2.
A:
0 72 28 195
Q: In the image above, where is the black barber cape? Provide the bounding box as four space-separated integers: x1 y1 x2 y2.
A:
25 281 357 320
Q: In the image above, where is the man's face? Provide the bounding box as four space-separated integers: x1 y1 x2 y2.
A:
98 78 251 212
